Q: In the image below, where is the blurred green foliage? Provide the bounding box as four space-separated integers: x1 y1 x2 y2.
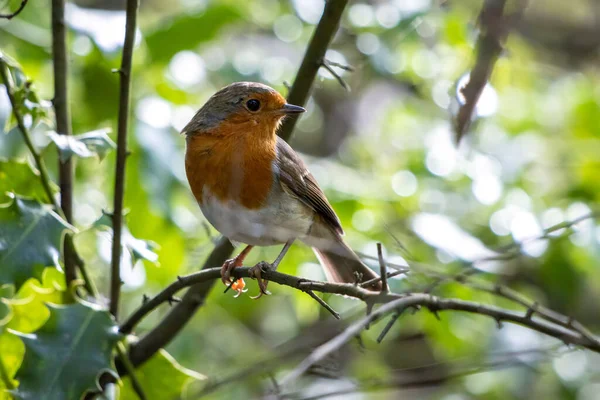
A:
1 0 600 399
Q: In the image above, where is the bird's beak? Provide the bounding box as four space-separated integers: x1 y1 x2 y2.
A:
279 103 306 114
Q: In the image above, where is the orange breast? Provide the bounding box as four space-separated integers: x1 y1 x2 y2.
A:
185 122 277 210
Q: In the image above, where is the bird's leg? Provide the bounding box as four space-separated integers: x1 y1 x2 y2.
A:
249 240 294 299
222 245 254 296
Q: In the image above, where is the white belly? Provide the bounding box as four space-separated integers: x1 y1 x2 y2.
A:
199 186 314 246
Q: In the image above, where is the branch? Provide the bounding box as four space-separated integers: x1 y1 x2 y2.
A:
282 347 560 400
51 0 78 291
126 0 350 368
0 0 28 20
454 0 526 143
278 0 349 141
110 0 139 318
120 267 600 358
278 292 600 388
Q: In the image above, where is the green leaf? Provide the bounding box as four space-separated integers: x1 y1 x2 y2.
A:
13 301 121 400
0 159 58 203
0 332 24 393
145 4 242 63
0 196 73 288
6 268 69 334
93 213 159 265
120 349 205 400
47 129 116 163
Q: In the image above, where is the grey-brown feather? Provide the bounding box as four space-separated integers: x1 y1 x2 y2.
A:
275 138 343 235
182 82 278 135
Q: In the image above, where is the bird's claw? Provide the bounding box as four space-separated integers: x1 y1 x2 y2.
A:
249 261 272 300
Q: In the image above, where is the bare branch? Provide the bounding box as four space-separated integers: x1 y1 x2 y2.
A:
120 265 600 367
278 0 349 141
0 0 28 20
110 0 139 318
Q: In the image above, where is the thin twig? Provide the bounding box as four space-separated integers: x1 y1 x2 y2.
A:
360 269 407 288
323 59 354 72
110 0 139 318
0 0 28 20
320 60 350 91
304 289 340 319
127 0 351 368
376 311 402 343
377 243 389 293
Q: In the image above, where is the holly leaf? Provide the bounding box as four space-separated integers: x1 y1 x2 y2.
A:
120 349 205 400
48 129 115 163
93 213 159 265
0 196 73 288
0 159 58 203
0 332 24 393
6 268 69 334
13 301 121 400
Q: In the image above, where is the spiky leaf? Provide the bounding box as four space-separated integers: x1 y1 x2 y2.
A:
13 302 121 400
48 129 115 162
120 349 205 400
93 213 159 265
0 159 58 203
0 196 72 288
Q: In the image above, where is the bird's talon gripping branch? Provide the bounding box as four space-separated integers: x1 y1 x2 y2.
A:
249 262 272 299
220 258 239 286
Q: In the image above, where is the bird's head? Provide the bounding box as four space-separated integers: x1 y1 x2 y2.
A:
182 82 305 138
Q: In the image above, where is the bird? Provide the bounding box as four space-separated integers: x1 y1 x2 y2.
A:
182 82 381 298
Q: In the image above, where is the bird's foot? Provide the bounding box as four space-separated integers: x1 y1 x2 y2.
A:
248 261 272 300
221 258 247 297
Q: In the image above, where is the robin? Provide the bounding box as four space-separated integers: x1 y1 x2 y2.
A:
182 82 381 298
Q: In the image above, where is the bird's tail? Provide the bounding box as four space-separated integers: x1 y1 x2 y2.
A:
312 240 381 291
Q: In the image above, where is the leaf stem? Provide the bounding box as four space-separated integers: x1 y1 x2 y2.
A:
110 0 139 318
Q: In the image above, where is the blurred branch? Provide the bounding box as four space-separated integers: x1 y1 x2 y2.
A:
454 0 526 143
110 0 139 318
320 60 350 91
51 0 79 292
116 344 147 400
278 0 349 141
126 0 350 369
281 347 560 399
0 0 28 20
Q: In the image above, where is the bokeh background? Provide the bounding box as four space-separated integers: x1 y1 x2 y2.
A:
1 0 600 398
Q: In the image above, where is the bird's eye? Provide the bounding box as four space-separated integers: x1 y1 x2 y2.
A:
246 99 260 112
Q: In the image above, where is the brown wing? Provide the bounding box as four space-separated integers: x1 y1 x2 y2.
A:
276 138 343 235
